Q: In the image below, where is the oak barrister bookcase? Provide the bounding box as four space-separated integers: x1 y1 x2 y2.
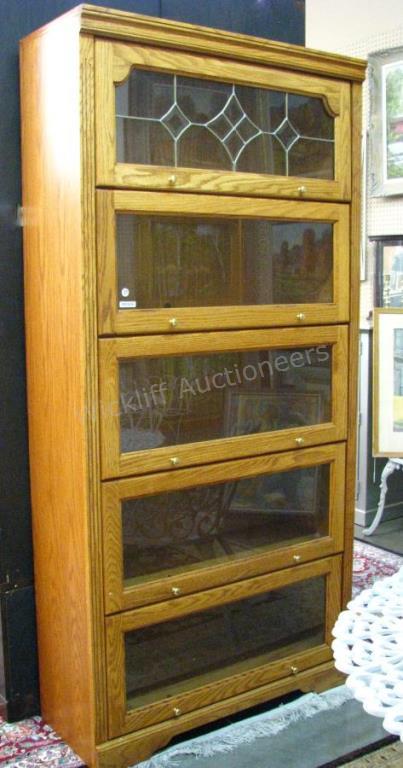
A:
20 6 366 767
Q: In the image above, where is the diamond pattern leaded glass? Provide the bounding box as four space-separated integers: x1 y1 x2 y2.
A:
161 104 191 139
274 117 299 151
116 71 334 177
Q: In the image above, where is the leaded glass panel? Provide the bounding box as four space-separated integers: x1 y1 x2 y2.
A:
116 70 335 178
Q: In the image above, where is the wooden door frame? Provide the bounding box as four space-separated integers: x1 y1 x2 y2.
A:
95 40 351 200
105 556 342 737
102 443 346 613
98 325 349 479
97 190 350 335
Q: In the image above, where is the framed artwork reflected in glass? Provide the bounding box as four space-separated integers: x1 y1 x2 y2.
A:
373 308 403 456
369 47 403 197
373 236 403 307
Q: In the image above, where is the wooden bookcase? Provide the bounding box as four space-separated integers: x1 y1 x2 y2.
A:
20 6 366 767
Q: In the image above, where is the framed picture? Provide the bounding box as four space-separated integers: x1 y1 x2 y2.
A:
373 236 403 307
373 308 403 456
369 47 403 197
225 390 323 439
227 465 321 520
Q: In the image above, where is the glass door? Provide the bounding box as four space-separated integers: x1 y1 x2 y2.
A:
105 556 341 737
102 443 345 612
95 41 351 200
97 191 350 335
98 326 348 478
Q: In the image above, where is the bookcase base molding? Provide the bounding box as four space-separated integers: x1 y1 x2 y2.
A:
96 663 345 768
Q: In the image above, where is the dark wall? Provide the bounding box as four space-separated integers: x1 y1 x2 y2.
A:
161 0 305 42
0 0 305 720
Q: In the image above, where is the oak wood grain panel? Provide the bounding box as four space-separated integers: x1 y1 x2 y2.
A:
80 34 108 744
102 443 346 612
79 5 366 82
97 190 115 335
20 19 98 767
112 556 338 631
96 661 344 768
105 556 340 735
336 82 352 201
103 481 125 613
20 6 366 83
112 191 349 217
95 40 351 199
116 426 345 480
110 443 343 500
94 36 115 189
109 165 349 201
109 308 348 339
115 645 332 736
98 326 348 478
119 540 339 615
342 82 363 607
111 42 344 114
97 190 350 335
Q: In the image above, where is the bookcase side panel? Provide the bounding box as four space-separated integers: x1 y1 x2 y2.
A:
20 19 99 766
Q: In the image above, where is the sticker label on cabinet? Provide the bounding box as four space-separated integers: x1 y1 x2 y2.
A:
119 300 137 309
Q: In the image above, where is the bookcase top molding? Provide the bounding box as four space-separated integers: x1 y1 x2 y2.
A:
24 3 367 82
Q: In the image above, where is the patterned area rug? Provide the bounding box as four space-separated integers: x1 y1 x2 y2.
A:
351 540 403 597
0 717 81 766
1 541 402 768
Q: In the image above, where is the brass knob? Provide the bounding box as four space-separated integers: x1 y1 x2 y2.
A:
291 665 299 675
172 586 181 597
296 312 306 321
170 457 180 466
169 175 177 185
295 437 305 446
173 707 181 717
293 555 301 563
169 317 178 328
298 185 307 195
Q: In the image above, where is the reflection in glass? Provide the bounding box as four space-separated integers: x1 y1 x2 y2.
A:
124 576 325 708
116 215 333 310
115 69 335 179
122 465 330 582
119 345 332 453
289 139 334 180
177 126 231 170
288 94 333 140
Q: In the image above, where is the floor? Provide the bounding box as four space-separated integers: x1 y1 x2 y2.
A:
354 514 403 555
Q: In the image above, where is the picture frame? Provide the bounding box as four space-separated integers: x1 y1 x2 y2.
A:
373 308 403 456
225 390 323 440
373 235 403 307
227 466 321 520
369 46 403 197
